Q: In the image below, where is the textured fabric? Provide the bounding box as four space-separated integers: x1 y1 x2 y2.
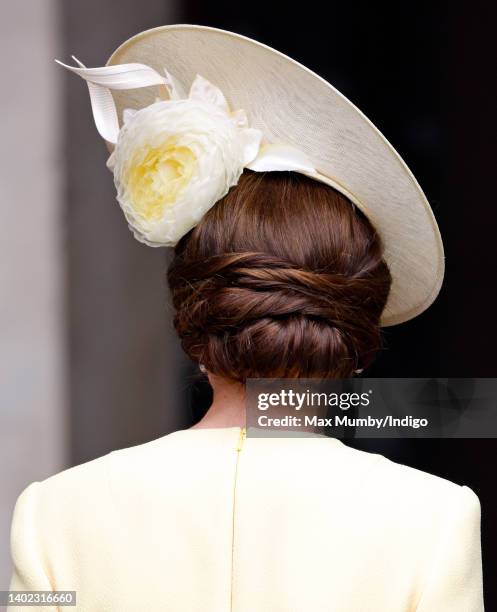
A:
9 428 484 611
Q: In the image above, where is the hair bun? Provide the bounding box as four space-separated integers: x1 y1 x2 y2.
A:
169 251 387 381
167 170 391 381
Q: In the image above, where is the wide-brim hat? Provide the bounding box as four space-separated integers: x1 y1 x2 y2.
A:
61 24 444 327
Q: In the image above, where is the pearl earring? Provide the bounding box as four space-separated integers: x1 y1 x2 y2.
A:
199 363 207 373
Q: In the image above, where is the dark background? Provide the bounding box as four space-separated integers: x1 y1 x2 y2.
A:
183 3 497 606
60 0 497 607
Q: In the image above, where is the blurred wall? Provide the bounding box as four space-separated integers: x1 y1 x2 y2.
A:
0 0 187 592
60 0 187 467
0 0 66 590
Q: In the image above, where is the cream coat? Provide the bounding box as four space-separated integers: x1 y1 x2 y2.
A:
8 427 484 611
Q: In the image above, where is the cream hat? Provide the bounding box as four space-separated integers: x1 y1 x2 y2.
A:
57 24 444 327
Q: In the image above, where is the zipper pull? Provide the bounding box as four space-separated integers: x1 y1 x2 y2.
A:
236 427 247 452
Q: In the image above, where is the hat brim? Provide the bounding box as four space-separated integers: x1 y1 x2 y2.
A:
107 24 444 327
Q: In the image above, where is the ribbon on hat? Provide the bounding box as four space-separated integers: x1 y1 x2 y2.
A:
55 57 188 143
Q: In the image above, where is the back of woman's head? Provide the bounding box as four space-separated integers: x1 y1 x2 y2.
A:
167 170 392 382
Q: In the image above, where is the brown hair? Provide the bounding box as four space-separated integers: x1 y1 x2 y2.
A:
167 170 391 382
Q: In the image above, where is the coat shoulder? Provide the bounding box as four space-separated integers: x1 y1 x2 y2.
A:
17 432 180 524
330 439 481 528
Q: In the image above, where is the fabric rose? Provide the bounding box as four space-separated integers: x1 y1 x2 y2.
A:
106 75 263 247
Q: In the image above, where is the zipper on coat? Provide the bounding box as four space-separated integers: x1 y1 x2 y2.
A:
236 427 247 452
231 427 246 611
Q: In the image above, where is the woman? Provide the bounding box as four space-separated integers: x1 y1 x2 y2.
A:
9 25 483 611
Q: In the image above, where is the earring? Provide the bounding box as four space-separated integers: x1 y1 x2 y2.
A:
354 368 364 374
199 363 207 373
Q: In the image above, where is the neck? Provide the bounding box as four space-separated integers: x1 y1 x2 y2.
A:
191 373 246 429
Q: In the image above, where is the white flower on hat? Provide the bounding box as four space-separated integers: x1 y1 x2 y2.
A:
56 57 319 247
106 75 262 247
